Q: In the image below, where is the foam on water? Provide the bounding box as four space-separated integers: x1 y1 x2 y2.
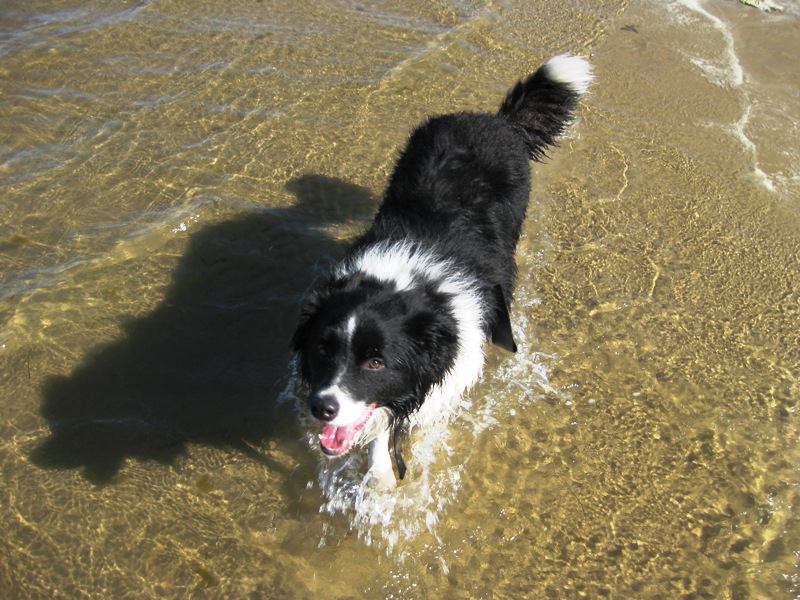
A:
674 0 776 191
676 0 743 87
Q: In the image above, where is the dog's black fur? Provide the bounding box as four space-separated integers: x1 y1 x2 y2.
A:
292 55 592 486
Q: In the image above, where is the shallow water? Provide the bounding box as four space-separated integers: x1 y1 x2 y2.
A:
2 0 799 597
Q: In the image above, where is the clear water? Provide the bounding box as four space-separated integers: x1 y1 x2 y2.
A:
2 0 799 597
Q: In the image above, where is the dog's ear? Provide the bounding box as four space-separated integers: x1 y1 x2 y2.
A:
291 298 316 354
392 422 407 480
291 288 327 381
484 282 517 353
405 309 459 375
292 276 338 354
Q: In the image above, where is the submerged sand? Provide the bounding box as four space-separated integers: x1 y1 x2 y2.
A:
1 0 798 596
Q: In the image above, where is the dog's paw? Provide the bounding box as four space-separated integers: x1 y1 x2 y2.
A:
365 467 397 490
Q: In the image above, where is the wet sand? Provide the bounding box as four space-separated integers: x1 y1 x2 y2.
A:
1 0 798 597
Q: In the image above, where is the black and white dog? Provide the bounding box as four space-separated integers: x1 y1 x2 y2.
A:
293 55 592 487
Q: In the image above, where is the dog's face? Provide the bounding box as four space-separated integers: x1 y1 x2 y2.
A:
292 274 458 457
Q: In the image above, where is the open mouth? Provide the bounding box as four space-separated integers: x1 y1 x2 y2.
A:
318 402 376 456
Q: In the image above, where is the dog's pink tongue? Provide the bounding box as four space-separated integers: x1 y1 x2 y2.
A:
319 424 356 455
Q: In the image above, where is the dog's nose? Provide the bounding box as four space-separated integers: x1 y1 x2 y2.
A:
309 393 339 422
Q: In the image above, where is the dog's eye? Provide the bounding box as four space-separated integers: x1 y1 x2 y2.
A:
364 357 385 371
315 342 330 357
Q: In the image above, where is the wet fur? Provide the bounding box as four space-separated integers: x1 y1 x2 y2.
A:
293 55 593 487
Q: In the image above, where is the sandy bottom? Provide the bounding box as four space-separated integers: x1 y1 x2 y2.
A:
1 0 798 597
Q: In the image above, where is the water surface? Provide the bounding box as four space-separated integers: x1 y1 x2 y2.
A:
2 0 799 597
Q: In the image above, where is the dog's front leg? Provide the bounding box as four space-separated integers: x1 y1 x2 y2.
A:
366 429 396 488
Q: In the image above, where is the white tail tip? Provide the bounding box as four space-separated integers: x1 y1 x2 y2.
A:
544 54 594 95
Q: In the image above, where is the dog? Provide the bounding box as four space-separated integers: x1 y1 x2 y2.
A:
292 54 593 488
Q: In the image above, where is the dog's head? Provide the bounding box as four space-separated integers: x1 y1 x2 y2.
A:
292 272 459 458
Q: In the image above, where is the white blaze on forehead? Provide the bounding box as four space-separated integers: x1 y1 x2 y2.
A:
345 314 358 341
313 313 366 429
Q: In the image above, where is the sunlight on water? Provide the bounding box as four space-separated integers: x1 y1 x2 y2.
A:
2 0 800 596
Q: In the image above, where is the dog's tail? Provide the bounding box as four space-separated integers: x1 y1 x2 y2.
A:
498 54 593 161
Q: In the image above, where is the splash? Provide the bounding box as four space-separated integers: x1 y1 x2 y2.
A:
281 362 480 557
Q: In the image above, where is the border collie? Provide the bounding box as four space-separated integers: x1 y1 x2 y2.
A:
293 54 593 488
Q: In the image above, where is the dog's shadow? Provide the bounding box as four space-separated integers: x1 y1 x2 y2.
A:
29 175 377 484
